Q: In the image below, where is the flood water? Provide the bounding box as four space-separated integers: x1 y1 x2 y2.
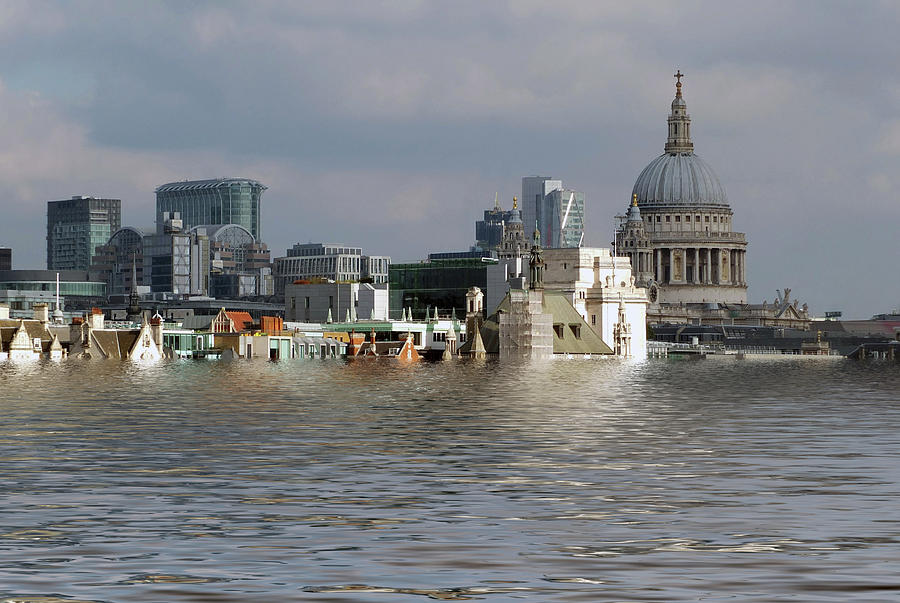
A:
1 357 899 602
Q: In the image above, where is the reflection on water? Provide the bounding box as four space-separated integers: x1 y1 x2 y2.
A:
1 358 899 601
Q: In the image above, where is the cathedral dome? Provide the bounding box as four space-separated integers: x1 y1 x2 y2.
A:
632 152 729 208
632 70 730 209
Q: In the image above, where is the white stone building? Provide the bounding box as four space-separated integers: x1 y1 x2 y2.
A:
284 282 389 324
542 247 649 359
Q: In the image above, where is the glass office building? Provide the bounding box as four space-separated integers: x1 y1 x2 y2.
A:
389 257 497 320
155 178 266 240
47 196 121 271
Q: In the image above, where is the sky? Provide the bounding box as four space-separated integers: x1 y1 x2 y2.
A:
0 0 898 319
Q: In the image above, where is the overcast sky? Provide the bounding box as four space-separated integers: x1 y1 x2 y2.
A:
1 1 898 318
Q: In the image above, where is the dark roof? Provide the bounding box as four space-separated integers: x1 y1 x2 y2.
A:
181 315 214 331
91 330 140 360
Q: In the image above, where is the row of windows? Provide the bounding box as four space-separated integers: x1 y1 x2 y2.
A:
651 214 730 224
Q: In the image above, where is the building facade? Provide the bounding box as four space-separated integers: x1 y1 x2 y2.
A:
389 256 496 320
91 227 149 296
273 243 390 297
284 282 389 323
475 194 516 252
520 176 585 248
143 212 209 297
0 248 10 271
47 196 121 270
617 72 748 306
155 178 266 241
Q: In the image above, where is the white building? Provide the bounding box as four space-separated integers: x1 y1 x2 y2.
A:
542 247 649 358
284 282 389 323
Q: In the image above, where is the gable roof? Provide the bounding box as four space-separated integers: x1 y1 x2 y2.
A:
226 311 253 332
0 319 52 352
91 330 140 360
459 290 613 355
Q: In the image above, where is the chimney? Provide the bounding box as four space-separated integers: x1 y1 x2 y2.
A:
33 303 49 324
150 313 164 354
89 307 105 330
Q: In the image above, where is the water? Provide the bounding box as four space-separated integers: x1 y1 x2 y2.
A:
1 357 899 602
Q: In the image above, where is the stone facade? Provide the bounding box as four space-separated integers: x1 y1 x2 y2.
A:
542 247 648 358
618 72 748 307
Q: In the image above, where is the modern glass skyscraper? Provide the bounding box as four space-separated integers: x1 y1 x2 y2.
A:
521 177 585 248
155 178 267 241
47 196 121 270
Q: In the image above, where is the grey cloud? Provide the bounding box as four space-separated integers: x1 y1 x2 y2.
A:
0 1 898 317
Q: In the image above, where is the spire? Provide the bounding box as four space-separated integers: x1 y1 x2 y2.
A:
494 192 500 210
529 228 544 290
664 69 694 154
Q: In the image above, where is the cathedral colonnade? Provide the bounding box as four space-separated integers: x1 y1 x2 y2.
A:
650 247 746 285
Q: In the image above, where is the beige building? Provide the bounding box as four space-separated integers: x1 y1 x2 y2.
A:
617 71 747 308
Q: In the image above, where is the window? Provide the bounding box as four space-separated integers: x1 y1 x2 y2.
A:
686 215 691 222
591 314 596 325
656 216 661 222
553 324 564 338
675 216 681 222
713 216 718 222
665 216 670 222
570 324 581 339
705 215 710 222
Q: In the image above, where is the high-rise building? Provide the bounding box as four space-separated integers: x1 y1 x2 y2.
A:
142 212 209 297
47 196 121 270
520 177 584 248
0 248 11 271
539 188 585 248
521 176 560 239
475 194 516 252
155 178 266 241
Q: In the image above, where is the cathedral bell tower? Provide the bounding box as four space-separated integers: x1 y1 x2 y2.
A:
665 70 693 154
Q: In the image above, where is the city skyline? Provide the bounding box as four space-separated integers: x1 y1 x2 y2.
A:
1 2 899 318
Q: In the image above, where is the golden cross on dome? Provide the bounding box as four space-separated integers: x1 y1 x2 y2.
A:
674 69 684 84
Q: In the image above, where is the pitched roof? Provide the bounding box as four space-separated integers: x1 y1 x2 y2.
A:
226 311 253 332
0 319 52 352
459 290 613 355
181 315 214 331
91 330 140 360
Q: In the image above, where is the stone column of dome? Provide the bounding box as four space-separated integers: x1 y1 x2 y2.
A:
694 247 700 285
668 248 674 284
656 249 662 283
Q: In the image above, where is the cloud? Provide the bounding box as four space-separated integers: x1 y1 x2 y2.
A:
1 1 899 317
